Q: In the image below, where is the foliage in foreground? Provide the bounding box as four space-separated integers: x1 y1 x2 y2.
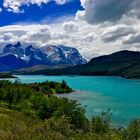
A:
0 80 140 140
0 80 86 129
0 107 140 140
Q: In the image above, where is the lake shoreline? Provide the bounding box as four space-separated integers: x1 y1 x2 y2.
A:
1 75 140 126
0 73 17 79
14 73 140 80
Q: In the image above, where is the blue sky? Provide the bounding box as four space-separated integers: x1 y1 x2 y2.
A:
0 0 83 26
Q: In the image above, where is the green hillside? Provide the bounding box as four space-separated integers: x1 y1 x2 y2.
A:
20 50 140 79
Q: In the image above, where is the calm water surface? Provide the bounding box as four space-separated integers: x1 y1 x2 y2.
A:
4 75 140 126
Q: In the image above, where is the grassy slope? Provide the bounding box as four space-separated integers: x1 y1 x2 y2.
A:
0 107 112 140
0 107 140 140
0 107 76 140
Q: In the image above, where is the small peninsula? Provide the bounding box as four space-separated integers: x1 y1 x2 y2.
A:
0 73 17 78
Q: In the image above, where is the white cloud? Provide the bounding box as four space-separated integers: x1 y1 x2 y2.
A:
0 8 2 13
123 33 140 45
62 21 78 32
3 32 15 40
3 0 70 13
101 24 137 43
55 0 70 5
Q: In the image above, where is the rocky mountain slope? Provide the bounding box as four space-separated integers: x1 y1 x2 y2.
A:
0 42 86 71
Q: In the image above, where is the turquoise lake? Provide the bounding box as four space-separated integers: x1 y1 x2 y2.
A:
5 75 140 126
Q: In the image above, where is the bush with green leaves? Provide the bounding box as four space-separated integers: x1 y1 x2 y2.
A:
126 119 140 140
91 109 112 134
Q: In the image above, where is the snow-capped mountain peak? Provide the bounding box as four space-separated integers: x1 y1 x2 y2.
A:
0 42 87 71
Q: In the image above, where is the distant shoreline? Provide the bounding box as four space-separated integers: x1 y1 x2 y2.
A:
1 73 140 80
0 73 17 79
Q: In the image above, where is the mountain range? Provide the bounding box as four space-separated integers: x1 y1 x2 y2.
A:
20 50 140 79
0 42 86 71
0 42 140 79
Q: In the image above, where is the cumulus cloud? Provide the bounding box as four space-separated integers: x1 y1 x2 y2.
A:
3 0 70 13
84 34 94 42
0 25 51 48
78 0 139 24
123 33 140 45
3 32 15 41
62 21 78 32
55 0 70 5
102 25 137 43
21 25 51 43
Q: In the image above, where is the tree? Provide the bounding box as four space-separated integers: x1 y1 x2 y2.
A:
127 119 140 140
61 80 67 89
91 109 112 134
